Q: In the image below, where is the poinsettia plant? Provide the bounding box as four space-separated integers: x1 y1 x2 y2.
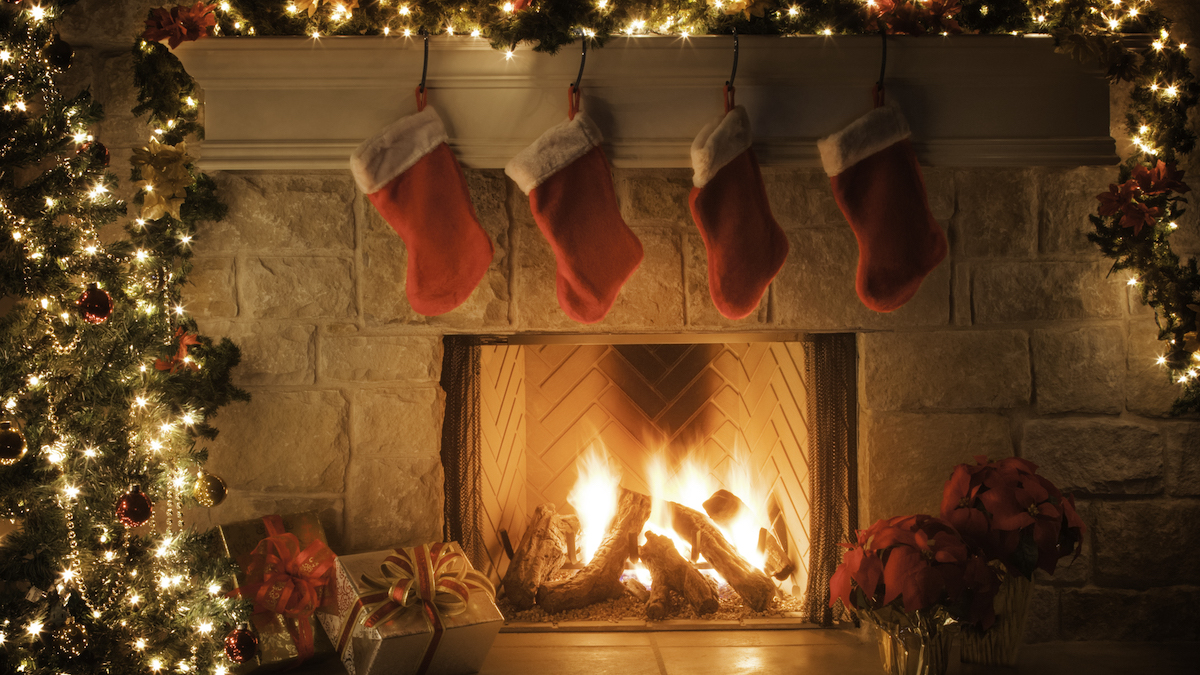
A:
830 514 999 630
940 456 1085 579
143 1 218 50
1095 160 1190 236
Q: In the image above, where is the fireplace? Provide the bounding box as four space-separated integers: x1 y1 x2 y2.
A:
436 334 857 627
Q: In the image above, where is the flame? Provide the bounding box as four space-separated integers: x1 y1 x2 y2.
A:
566 443 622 564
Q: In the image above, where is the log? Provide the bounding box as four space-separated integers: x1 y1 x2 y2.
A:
622 577 650 602
501 503 568 610
670 502 777 612
536 487 651 614
641 531 720 620
702 489 795 581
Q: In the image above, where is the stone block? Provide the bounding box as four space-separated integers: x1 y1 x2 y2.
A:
89 53 148 150
242 257 356 320
922 168 956 223
954 169 1037 259
185 493 345 553
514 226 684 332
1089 500 1200 587
952 263 971 326
1125 321 1179 417
861 330 1030 411
863 412 1012 524
185 258 238 319
345 454 443 552
761 169 844 228
772 228 950 331
1023 585 1059 644
352 387 444 457
1060 586 1200 641
1038 166 1113 258
1022 419 1163 495
1031 326 1124 414
1165 423 1200 496
683 231 769 327
361 191 510 329
205 391 349 493
320 335 441 383
199 173 356 254
615 169 692 224
60 0 161 50
973 262 1125 324
199 321 314 386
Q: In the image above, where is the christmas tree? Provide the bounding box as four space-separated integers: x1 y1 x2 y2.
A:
0 1 249 673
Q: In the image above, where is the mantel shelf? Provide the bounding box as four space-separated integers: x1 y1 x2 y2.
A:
175 35 1116 171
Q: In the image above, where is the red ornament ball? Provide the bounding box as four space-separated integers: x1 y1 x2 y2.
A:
223 623 258 664
80 141 109 167
0 421 27 465
76 284 112 324
115 485 152 527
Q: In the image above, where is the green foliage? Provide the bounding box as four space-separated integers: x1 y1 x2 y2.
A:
0 1 248 673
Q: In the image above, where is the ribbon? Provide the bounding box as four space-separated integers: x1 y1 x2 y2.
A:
334 543 494 675
233 515 338 663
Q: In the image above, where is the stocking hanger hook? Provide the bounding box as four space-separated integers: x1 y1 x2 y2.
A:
727 27 739 90
571 37 588 93
418 29 430 95
875 24 888 106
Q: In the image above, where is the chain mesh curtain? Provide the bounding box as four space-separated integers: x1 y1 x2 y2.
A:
802 333 859 626
439 336 485 571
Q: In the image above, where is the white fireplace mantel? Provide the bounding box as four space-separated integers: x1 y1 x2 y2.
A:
174 35 1116 171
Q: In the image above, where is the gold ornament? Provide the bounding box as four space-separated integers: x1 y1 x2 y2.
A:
0 421 27 465
193 472 227 507
56 618 88 657
131 138 192 221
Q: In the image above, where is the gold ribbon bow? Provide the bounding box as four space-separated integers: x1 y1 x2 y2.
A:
334 543 494 675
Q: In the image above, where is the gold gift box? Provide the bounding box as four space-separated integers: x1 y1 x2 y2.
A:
215 512 338 674
317 542 502 675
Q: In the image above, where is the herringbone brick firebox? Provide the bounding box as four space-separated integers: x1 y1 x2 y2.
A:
477 340 813 598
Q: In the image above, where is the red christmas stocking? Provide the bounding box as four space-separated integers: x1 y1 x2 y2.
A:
688 92 789 320
817 99 947 313
506 87 643 324
351 92 494 316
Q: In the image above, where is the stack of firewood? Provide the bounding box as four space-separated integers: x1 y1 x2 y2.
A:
501 487 794 618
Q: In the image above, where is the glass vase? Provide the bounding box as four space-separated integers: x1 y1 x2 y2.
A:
959 572 1035 666
870 613 953 675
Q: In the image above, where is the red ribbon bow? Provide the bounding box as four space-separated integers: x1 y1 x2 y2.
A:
335 543 494 675
233 515 337 662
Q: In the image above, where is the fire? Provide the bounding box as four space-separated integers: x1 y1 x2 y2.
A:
566 443 622 564
566 440 773 580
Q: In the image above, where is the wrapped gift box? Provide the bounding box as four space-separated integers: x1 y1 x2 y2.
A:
215 512 338 673
317 542 502 675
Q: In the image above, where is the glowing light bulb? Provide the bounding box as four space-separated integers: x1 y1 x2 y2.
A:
198 622 213 634
29 6 46 22
403 28 412 36
502 2 513 11
1166 85 1179 97
134 636 146 649
208 583 221 594
63 485 79 499
471 29 480 37
598 0 608 7
400 5 410 14
1153 40 1164 51
150 658 163 672
0 51 10 62
220 1 230 10
286 3 297 13
787 6 798 16
26 621 42 636
1157 356 1168 365
446 25 454 35
822 27 833 36
383 27 390 35
1170 222 1179 229
45 197 55 207
1127 277 1139 286
505 50 514 60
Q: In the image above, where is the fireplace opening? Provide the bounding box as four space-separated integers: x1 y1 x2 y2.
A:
439 334 857 630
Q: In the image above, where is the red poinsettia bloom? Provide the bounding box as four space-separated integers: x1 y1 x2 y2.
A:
831 514 998 628
1133 160 1191 196
1119 200 1161 236
1096 182 1135 217
142 2 217 49
940 456 1084 578
869 0 962 35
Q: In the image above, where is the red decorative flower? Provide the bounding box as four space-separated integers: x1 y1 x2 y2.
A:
867 0 962 35
1133 160 1191 196
142 2 217 49
155 328 201 373
1096 182 1135 218
1119 200 1161 236
940 456 1084 578
830 514 998 628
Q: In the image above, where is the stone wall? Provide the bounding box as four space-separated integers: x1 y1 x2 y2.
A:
58 0 1200 642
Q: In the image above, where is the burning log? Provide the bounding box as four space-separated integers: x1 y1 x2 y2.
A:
669 502 777 612
536 487 651 614
703 489 796 581
502 503 570 610
641 531 720 620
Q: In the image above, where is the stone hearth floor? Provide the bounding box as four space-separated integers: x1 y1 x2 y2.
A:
290 628 1197 674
